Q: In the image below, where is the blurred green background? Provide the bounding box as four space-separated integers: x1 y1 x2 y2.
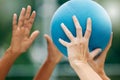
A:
0 0 120 80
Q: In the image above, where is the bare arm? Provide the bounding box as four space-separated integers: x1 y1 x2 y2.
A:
71 62 102 80
59 16 102 80
0 48 20 80
34 34 62 80
34 59 58 80
0 5 39 80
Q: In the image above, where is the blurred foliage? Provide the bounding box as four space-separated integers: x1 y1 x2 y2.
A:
57 0 69 6
0 0 34 45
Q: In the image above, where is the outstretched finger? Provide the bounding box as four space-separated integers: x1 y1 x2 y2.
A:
25 11 36 37
59 38 69 47
72 15 82 39
25 5 31 20
29 30 40 44
61 23 74 41
28 11 36 30
18 8 26 28
90 48 102 59
12 13 17 30
44 34 52 45
84 18 92 40
24 5 31 29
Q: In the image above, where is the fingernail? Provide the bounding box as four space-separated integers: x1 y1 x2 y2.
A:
13 13 17 16
72 15 76 18
59 38 61 41
22 8 25 10
33 11 36 13
44 34 47 36
28 5 31 8
36 30 40 33
61 23 64 26
88 17 91 21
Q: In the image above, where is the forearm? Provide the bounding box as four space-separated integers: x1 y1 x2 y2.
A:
71 62 102 80
0 48 20 80
33 59 57 80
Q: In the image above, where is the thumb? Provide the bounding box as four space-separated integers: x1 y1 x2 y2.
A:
90 48 102 59
103 33 113 53
44 34 53 45
29 30 40 43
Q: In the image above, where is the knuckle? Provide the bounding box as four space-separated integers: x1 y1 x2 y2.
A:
77 27 82 31
74 42 78 46
29 20 33 24
25 17 29 20
87 29 91 33
19 18 24 22
67 32 71 36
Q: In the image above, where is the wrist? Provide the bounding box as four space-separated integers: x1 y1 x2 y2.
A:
68 56 87 65
46 58 58 65
5 48 21 58
71 63 102 80
7 47 21 55
69 60 88 68
46 56 61 65
99 73 110 80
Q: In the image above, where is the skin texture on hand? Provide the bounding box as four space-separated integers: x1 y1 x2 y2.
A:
0 5 39 80
59 16 91 64
10 5 39 54
59 15 102 80
33 34 63 80
44 34 63 64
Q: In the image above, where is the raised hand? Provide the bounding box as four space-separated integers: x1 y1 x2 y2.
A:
59 16 91 64
44 34 63 64
0 5 39 80
59 16 102 80
33 35 62 80
9 5 39 54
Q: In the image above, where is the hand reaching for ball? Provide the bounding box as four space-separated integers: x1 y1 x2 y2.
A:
59 15 111 80
59 15 91 64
